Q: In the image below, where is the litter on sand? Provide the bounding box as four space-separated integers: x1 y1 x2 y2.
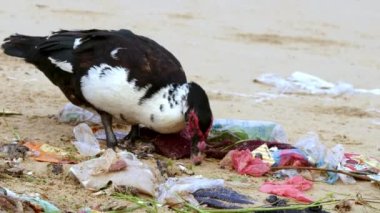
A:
211 119 288 144
342 153 380 182
0 187 60 213
44 112 380 211
57 103 101 125
259 176 313 203
218 129 379 186
255 71 380 96
157 176 224 206
70 149 157 196
94 129 128 141
193 187 255 209
0 143 29 160
23 141 76 164
100 118 292 160
0 109 22 117
251 144 275 165
228 149 271 177
73 123 101 157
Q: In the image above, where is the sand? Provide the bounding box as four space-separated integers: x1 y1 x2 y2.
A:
0 0 379 212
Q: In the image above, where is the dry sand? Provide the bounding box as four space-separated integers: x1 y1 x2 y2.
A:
0 0 379 212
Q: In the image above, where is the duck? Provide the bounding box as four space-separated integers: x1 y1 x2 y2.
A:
2 29 213 164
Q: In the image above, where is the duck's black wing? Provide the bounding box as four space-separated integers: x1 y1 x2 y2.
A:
70 29 187 99
2 29 187 104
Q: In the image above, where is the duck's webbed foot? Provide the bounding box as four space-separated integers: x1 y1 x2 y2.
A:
119 124 140 149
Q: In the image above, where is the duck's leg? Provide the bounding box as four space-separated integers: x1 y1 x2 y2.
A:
99 111 118 149
123 124 140 145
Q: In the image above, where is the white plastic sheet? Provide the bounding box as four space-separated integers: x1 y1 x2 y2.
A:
70 149 157 196
255 71 380 96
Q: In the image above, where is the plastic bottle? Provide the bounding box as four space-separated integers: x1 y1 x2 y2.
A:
212 119 288 143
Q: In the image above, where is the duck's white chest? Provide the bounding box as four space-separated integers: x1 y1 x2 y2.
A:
80 64 188 133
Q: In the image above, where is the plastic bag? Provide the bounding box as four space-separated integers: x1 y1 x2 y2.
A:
256 71 380 96
226 149 270 177
2 188 60 212
211 119 287 143
295 132 326 166
259 176 313 203
275 169 300 178
57 103 101 125
255 72 355 96
70 149 157 196
272 149 309 167
157 176 224 206
296 133 356 184
325 144 356 184
73 123 101 157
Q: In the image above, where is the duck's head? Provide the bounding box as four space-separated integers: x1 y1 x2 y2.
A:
181 82 213 165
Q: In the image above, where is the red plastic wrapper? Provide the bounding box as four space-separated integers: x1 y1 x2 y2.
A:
259 176 313 203
227 149 270 177
273 149 310 167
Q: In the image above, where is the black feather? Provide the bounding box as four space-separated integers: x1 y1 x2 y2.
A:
2 34 44 58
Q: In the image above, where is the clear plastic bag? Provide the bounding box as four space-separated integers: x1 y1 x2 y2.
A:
57 103 101 125
295 132 326 167
325 144 356 184
73 123 101 157
296 134 356 184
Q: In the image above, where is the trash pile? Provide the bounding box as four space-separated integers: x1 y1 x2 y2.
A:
65 105 379 210
1 103 379 212
220 130 380 185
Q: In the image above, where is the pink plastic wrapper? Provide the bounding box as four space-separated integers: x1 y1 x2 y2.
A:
229 149 270 177
259 176 313 203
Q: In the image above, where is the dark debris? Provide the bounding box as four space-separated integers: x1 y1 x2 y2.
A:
257 195 329 213
0 143 29 160
193 187 254 209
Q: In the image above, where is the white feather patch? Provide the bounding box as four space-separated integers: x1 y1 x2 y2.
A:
48 57 73 73
80 64 189 133
110 47 125 60
73 38 82 49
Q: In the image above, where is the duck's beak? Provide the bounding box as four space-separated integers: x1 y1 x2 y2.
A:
190 138 206 165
